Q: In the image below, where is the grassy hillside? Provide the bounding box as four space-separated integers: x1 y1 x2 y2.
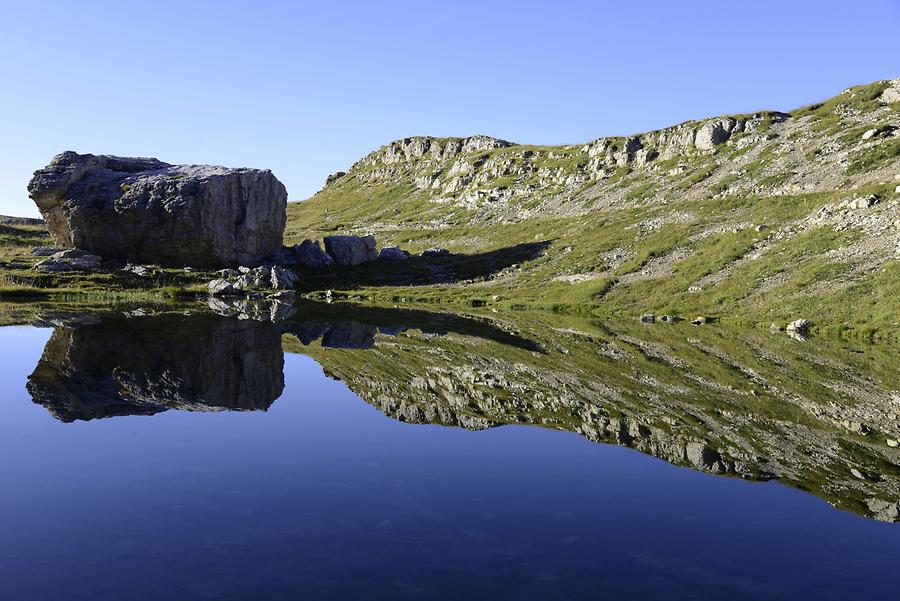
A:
286 79 900 337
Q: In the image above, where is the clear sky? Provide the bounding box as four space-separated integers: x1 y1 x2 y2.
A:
1 0 898 217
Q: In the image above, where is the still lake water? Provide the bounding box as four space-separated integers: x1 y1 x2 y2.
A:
0 306 898 600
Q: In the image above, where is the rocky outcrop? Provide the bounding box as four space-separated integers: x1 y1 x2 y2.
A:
27 313 285 421
323 235 378 266
28 151 287 267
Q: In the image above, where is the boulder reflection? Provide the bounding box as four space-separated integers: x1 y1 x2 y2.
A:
28 313 285 422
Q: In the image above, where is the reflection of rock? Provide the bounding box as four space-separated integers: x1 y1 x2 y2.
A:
321 322 377 349
27 313 284 422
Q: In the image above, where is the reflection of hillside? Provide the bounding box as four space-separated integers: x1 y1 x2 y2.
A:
283 301 543 352
290 310 900 522
28 313 284 422
13 298 900 522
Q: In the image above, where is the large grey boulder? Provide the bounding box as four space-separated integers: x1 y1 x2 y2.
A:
323 235 378 266
27 151 287 268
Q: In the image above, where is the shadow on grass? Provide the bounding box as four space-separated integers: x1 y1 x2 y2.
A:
293 240 553 291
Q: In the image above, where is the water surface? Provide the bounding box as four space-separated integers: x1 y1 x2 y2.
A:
0 303 898 600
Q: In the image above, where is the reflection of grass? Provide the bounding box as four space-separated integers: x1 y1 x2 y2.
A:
282 304 900 521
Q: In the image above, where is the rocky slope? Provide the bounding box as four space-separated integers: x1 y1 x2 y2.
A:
287 78 900 333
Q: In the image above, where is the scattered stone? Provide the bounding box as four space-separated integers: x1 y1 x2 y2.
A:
238 266 252 274
691 316 708 326
379 246 409 261
687 285 702 293
207 279 238 296
36 257 101 272
850 467 865 480
769 323 783 332
887 439 899 448
36 248 104 272
659 315 683 323
217 268 240 278
421 247 450 258
234 266 271 290
861 128 878 140
323 235 378 267
123 264 153 277
491 294 503 301
755 224 766 232
269 265 297 290
849 195 877 210
30 246 65 257
639 314 656 324
28 151 287 267
52 248 101 261
277 239 334 269
786 319 810 334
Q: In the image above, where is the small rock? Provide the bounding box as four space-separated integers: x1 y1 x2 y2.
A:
659 315 682 323
786 319 810 334
850 468 865 480
276 240 334 269
208 279 238 296
421 247 450 258
123 264 152 277
691 316 708 326
861 128 878 140
217 268 240 278
324 235 378 267
36 257 101 272
379 246 409 261
755 224 766 232
849 195 877 210
887 439 899 448
51 248 101 262
270 265 297 290
30 246 66 257
639 314 655 324
769 323 783 332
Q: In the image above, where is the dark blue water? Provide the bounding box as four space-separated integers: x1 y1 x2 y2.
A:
0 324 898 600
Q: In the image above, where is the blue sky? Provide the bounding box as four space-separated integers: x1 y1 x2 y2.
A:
1 0 898 217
